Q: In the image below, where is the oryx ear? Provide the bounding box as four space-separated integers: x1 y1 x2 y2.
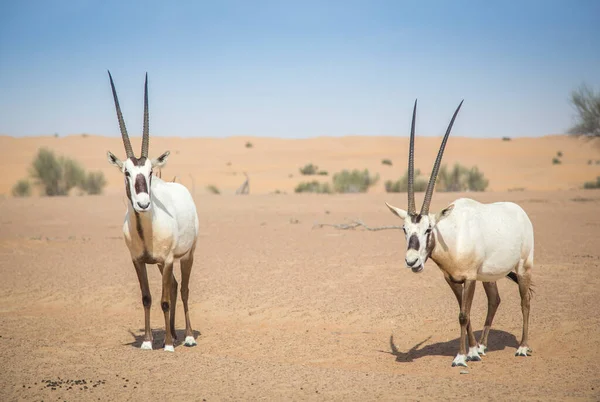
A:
431 203 454 225
385 202 408 219
152 151 170 168
107 151 123 170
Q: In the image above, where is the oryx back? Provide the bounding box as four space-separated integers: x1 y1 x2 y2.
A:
436 198 534 282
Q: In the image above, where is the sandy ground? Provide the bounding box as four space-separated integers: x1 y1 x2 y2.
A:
1 189 599 401
1 134 600 197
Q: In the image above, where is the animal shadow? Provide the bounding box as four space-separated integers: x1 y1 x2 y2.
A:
381 329 519 362
125 328 201 349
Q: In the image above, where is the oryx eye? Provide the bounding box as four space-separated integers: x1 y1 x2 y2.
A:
402 226 407 234
425 227 432 234
124 171 130 177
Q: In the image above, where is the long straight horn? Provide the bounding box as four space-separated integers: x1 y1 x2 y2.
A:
420 100 464 216
108 70 134 158
141 73 149 158
407 99 417 215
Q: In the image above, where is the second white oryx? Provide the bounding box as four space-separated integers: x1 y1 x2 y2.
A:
385 100 534 367
106 71 199 352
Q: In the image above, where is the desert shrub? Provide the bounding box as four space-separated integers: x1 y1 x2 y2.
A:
385 169 428 193
589 160 593 165
381 159 393 166
299 163 328 176
295 180 331 194
29 147 103 196
332 169 379 193
437 163 489 192
552 157 561 165
206 185 220 194
245 141 253 148
502 137 511 141
30 148 69 196
62 158 86 191
12 179 31 197
583 177 600 189
81 171 106 195
299 163 319 175
568 84 600 137
557 151 563 157
465 166 489 192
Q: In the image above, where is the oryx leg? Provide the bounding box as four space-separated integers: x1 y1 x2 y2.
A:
158 263 178 343
515 258 533 357
180 252 197 347
478 281 501 356
445 277 479 366
159 260 176 352
133 260 153 350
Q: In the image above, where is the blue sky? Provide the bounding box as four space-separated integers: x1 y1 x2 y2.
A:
0 0 598 138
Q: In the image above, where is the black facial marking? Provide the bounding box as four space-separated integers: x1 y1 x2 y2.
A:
125 176 132 201
426 231 436 255
410 214 423 224
408 234 420 250
134 173 148 194
129 156 148 167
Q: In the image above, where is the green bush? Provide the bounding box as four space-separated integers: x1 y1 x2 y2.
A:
385 169 428 193
299 163 319 175
465 166 489 192
29 147 105 196
12 179 31 197
381 159 393 166
82 171 107 195
245 141 253 148
502 137 511 141
299 163 328 176
557 151 563 157
332 169 379 193
295 180 331 194
436 163 489 192
30 148 69 196
552 157 561 165
583 177 600 189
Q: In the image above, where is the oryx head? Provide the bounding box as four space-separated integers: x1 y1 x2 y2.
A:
106 71 170 213
386 100 463 273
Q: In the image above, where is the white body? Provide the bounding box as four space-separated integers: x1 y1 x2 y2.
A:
123 176 199 263
430 198 534 282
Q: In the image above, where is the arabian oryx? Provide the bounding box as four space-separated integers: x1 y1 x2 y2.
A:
385 100 534 367
106 71 199 352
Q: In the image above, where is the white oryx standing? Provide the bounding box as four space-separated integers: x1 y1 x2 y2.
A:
106 71 199 352
385 100 534 367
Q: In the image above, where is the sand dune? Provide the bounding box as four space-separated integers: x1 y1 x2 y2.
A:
1 134 599 196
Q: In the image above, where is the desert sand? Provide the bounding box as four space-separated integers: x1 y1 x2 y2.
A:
1 134 600 197
1 134 600 401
